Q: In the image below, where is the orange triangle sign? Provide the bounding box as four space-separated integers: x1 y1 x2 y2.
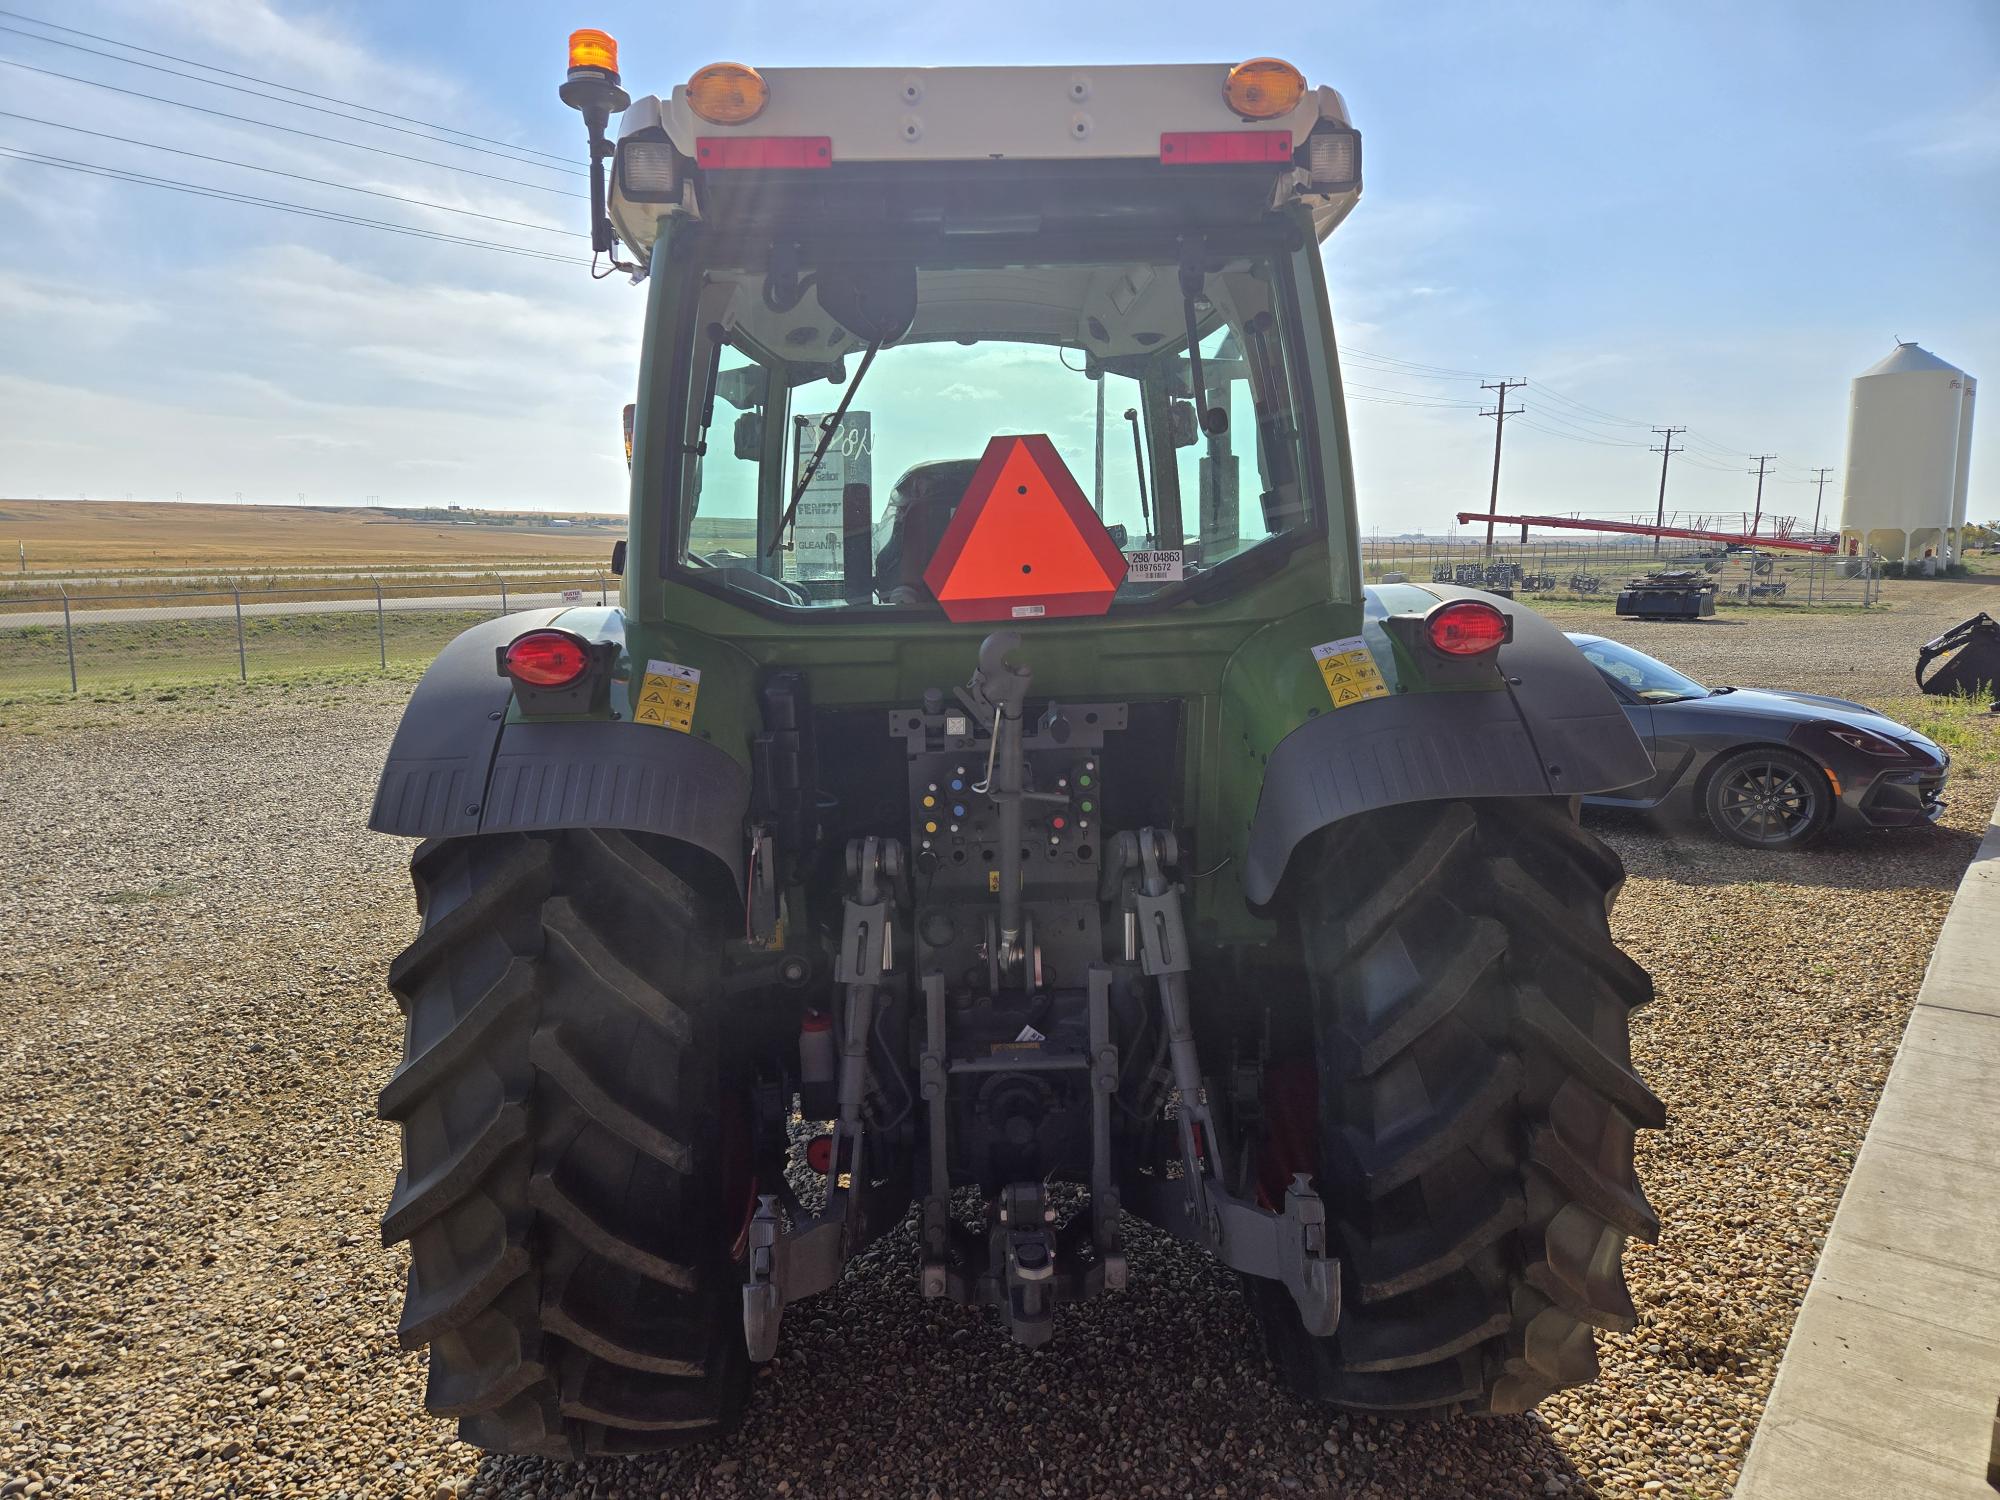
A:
923 435 1128 622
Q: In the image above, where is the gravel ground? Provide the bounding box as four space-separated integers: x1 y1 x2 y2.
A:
1541 569 2000 703
2 593 1995 1499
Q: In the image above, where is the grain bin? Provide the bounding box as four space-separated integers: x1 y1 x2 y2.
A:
1838 342 1976 564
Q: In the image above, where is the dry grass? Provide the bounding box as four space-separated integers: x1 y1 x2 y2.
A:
0 498 621 573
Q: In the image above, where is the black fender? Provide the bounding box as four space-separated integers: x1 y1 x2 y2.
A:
1242 589 1652 906
369 611 748 894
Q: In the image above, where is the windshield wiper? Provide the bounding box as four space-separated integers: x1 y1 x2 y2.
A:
766 337 882 556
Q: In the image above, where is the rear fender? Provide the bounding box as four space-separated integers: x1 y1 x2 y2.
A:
369 609 750 900
1238 586 1652 906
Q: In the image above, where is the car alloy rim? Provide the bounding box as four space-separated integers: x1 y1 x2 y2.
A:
1718 761 1817 843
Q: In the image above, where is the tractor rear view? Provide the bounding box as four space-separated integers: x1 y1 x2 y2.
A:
368 37 1664 1458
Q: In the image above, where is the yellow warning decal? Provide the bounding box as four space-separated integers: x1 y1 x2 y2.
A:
988 869 1001 893
634 659 700 733
1311 635 1390 708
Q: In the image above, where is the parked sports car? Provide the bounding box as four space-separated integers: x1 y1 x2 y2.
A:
1567 633 1949 849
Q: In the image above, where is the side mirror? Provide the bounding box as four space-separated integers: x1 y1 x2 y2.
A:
734 411 765 461
609 539 626 577
1167 400 1199 448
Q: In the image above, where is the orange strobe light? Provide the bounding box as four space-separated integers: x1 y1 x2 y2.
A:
688 62 769 124
568 28 619 77
1224 58 1305 120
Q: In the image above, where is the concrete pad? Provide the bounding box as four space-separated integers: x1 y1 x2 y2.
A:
1737 794 2000 1500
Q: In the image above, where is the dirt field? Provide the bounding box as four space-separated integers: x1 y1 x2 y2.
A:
0 587 1995 1499
0 499 621 574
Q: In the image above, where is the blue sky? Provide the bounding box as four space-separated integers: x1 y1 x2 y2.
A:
0 0 1993 534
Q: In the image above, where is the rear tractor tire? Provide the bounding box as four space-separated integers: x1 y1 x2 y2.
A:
1249 797 1663 1416
378 829 755 1458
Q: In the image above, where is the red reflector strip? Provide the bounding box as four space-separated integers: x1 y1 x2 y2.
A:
695 136 832 169
1159 130 1292 165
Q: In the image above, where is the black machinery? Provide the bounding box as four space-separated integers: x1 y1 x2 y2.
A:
1617 569 1717 621
1917 613 2000 706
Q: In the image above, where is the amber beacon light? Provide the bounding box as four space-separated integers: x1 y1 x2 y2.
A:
558 28 630 259
1223 58 1305 119
688 62 770 124
567 27 620 76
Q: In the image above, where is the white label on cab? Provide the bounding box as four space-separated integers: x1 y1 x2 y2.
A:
1127 549 1185 583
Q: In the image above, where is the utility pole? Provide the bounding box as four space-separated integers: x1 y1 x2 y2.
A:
1746 455 1775 537
1809 467 1834 539
1649 426 1685 554
1480 377 1526 547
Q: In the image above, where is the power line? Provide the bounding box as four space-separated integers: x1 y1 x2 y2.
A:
1513 405 1651 447
1479 378 1526 546
0 19 581 175
0 57 588 200
1344 346 1496 380
0 146 590 265
0 7 580 167
1512 418 1645 448
0 110 585 237
1523 382 1650 429
1344 379 1482 406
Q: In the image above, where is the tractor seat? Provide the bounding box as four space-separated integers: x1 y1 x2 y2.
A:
872 458 983 604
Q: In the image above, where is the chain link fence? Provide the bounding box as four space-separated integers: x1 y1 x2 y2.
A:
1360 536 1881 609
0 575 614 696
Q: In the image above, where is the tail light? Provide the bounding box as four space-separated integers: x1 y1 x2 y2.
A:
1427 601 1511 655
1160 131 1292 165
695 136 832 170
501 629 592 687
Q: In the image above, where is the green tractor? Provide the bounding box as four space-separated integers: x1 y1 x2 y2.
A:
369 37 1663 1458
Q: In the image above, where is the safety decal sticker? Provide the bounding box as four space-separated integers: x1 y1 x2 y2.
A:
1311 636 1391 709
634 659 700 732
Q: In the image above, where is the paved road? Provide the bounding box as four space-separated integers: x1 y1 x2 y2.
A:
0 590 594 629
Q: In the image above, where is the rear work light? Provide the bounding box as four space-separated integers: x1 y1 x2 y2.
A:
1303 124 1361 192
1224 58 1306 120
688 62 768 124
501 629 592 687
616 135 681 199
1160 130 1291 165
695 136 832 169
1427 600 1512 655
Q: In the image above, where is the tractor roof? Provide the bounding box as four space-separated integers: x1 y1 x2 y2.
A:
607 62 1360 260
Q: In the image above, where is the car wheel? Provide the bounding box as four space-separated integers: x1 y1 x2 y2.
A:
1702 748 1833 849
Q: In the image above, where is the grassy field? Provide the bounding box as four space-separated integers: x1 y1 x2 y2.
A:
0 608 490 699
1 498 621 574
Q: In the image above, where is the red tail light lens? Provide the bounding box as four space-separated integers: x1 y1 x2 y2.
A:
1427 601 1509 655
503 630 591 687
1159 130 1293 164
695 136 832 169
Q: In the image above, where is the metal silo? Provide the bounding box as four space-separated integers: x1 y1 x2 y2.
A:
1838 342 1976 564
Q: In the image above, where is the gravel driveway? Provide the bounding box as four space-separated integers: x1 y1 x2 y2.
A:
2 596 1993 1499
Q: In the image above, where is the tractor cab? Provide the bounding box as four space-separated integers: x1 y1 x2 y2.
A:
572 48 1363 622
